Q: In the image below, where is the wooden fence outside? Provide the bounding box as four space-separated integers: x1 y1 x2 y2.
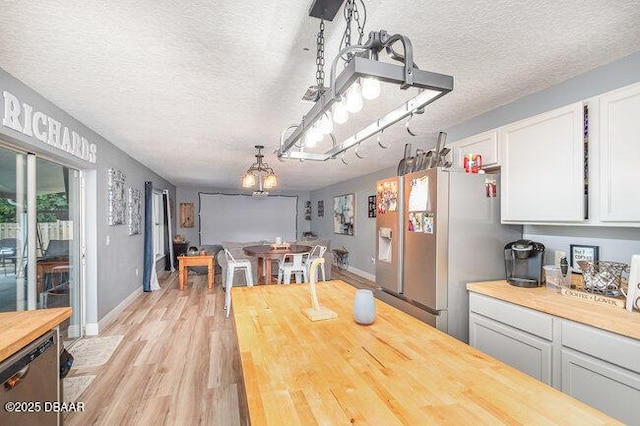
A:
0 221 74 255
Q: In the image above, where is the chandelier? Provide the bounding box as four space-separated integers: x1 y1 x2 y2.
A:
277 0 454 162
241 145 278 194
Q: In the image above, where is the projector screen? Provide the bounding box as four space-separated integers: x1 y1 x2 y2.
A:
199 193 298 244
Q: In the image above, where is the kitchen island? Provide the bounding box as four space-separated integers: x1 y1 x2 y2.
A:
0 307 71 425
232 280 615 424
0 307 71 362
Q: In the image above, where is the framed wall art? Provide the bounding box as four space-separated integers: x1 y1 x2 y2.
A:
180 202 195 228
367 195 376 218
128 187 142 235
318 200 324 217
570 244 600 274
107 168 126 225
334 194 355 236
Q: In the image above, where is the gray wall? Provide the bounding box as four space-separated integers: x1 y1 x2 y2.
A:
176 185 310 245
310 167 395 276
444 50 640 267
0 67 175 323
523 227 640 268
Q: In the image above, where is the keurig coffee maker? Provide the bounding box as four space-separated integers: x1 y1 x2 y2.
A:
504 239 545 287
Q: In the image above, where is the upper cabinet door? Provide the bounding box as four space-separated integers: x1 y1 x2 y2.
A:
500 103 584 222
599 83 640 222
452 130 499 170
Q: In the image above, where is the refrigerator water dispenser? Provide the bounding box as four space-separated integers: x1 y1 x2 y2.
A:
378 227 393 262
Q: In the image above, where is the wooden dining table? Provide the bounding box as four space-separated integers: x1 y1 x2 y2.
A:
243 244 311 284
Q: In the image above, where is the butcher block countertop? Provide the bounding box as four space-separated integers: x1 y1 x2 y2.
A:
467 280 640 340
233 280 615 425
0 307 71 362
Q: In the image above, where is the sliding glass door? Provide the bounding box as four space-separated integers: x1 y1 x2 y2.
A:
0 148 26 312
0 144 83 342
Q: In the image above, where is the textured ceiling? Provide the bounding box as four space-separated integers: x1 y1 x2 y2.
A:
1 1 639 191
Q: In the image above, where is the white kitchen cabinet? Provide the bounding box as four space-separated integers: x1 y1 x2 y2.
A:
470 313 553 384
561 321 640 425
469 291 640 424
469 293 553 385
500 102 584 222
450 130 499 170
598 82 640 222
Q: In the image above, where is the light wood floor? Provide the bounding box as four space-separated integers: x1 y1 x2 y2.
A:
65 266 372 425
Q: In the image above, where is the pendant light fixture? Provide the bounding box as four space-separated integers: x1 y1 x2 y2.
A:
277 0 454 162
241 145 278 195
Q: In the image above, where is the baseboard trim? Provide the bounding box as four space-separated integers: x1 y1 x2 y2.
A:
89 286 143 335
346 266 376 282
85 323 99 336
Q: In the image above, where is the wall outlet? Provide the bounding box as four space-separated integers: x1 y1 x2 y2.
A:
555 251 566 268
371 257 375 264
106 235 110 246
135 268 139 276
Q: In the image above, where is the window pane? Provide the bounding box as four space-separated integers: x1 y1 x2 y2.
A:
0 147 26 311
36 158 81 341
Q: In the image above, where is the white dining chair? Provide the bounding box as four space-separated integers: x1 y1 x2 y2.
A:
277 252 309 284
224 249 253 318
305 245 327 282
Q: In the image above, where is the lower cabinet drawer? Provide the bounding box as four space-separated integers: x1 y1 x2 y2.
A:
561 321 640 374
469 293 553 339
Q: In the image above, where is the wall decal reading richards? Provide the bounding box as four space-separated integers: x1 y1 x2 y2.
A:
2 90 97 163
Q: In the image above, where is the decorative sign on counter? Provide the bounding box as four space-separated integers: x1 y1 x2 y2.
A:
560 287 625 308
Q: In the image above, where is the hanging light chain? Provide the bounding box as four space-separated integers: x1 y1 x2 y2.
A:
353 1 365 45
341 0 366 63
341 0 354 62
315 18 325 91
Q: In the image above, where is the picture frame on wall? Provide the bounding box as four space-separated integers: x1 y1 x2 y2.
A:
128 187 142 235
107 168 126 226
569 244 600 274
367 195 376 218
180 202 195 228
334 194 355 236
318 200 324 217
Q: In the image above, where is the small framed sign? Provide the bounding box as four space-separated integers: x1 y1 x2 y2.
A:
570 244 599 274
367 195 376 218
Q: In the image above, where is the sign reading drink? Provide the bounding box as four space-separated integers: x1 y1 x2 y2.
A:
2 90 97 163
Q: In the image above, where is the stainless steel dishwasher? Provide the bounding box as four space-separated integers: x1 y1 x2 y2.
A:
0 329 60 426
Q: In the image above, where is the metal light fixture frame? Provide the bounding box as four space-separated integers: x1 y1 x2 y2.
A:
242 145 278 193
277 29 454 161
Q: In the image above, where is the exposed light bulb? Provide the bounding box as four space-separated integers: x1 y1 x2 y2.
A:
345 81 363 113
332 98 349 124
305 126 322 147
242 173 256 188
361 77 381 100
316 111 333 135
263 174 277 189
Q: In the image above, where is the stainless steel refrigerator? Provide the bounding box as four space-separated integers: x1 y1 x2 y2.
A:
376 168 521 343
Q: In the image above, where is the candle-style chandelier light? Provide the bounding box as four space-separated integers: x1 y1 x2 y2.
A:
241 145 278 195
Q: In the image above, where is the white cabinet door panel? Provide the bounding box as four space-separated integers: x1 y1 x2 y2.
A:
452 130 499 169
562 348 640 425
599 82 640 221
501 103 584 222
470 313 552 385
